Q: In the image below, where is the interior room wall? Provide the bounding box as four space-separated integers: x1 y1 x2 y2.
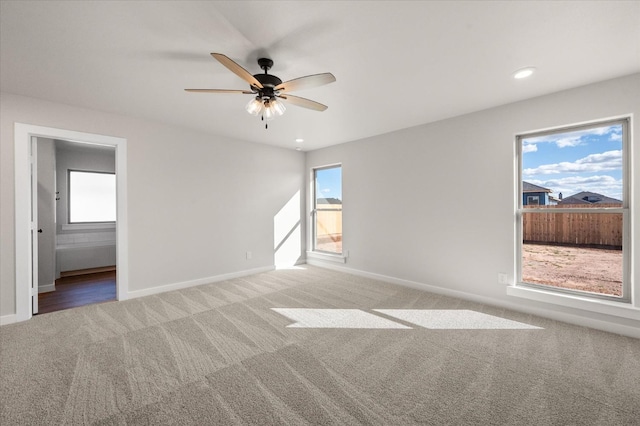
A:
306 73 640 335
54 141 117 276
55 141 116 232
1 92 306 318
36 137 56 291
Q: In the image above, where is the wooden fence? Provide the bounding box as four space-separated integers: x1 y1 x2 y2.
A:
316 210 342 240
523 204 622 248
315 210 342 252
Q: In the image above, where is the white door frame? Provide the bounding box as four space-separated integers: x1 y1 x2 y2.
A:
30 136 39 314
14 123 129 322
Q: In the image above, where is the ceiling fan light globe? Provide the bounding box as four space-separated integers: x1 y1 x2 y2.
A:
271 99 286 116
246 97 263 116
264 103 275 120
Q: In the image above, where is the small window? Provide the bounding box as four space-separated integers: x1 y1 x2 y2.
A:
526 195 540 205
313 165 342 254
69 170 116 223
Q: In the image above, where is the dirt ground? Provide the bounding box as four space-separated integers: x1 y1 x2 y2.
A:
315 236 342 254
522 244 623 296
316 238 623 297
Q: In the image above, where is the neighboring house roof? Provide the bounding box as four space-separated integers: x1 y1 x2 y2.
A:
558 191 622 205
522 181 552 193
318 197 342 205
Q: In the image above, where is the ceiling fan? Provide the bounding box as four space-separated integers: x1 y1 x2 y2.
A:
185 53 336 128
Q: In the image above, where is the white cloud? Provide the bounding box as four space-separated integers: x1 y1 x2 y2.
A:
522 143 537 153
542 175 618 186
527 175 622 200
523 125 621 148
609 132 622 141
321 188 331 193
523 150 621 175
555 137 582 148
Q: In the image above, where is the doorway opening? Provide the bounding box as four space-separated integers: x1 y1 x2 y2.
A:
14 124 128 322
35 138 119 314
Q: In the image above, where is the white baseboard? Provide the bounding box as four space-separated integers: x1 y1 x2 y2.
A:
38 283 55 293
126 265 275 300
307 258 508 304
306 260 640 339
0 314 17 326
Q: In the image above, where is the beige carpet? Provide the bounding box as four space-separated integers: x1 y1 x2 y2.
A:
1 265 638 425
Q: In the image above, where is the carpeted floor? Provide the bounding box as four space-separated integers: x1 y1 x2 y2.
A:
1 266 638 425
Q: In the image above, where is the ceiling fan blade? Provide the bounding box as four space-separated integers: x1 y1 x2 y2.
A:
275 73 336 93
211 53 263 89
279 94 328 111
185 89 254 94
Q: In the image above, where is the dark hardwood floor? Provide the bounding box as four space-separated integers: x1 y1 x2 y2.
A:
38 271 116 314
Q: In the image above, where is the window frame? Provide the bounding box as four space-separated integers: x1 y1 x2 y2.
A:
312 164 343 255
68 169 117 225
516 117 631 303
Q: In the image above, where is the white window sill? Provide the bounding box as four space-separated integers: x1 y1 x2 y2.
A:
62 223 116 231
507 285 640 321
306 251 347 264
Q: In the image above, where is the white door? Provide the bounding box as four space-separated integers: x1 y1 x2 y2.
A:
30 136 39 315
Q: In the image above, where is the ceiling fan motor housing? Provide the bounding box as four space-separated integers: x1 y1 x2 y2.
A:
252 72 282 99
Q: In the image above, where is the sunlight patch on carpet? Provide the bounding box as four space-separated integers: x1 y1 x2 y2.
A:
375 309 543 330
271 308 412 329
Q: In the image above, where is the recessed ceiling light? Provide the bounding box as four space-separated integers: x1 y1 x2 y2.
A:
295 138 304 143
513 67 536 79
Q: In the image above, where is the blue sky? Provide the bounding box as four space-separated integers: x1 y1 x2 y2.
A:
522 124 623 201
316 166 342 201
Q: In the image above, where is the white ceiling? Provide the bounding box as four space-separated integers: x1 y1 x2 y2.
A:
2 1 639 151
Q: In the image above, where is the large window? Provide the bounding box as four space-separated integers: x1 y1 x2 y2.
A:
517 118 630 301
313 165 342 254
69 170 116 223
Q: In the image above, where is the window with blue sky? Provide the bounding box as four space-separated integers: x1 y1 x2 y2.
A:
314 165 342 254
315 166 342 202
522 124 623 202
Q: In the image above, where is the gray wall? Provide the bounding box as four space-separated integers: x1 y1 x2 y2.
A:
54 141 117 275
2 74 637 334
306 73 640 333
1 92 306 317
55 141 116 232
36 138 56 290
